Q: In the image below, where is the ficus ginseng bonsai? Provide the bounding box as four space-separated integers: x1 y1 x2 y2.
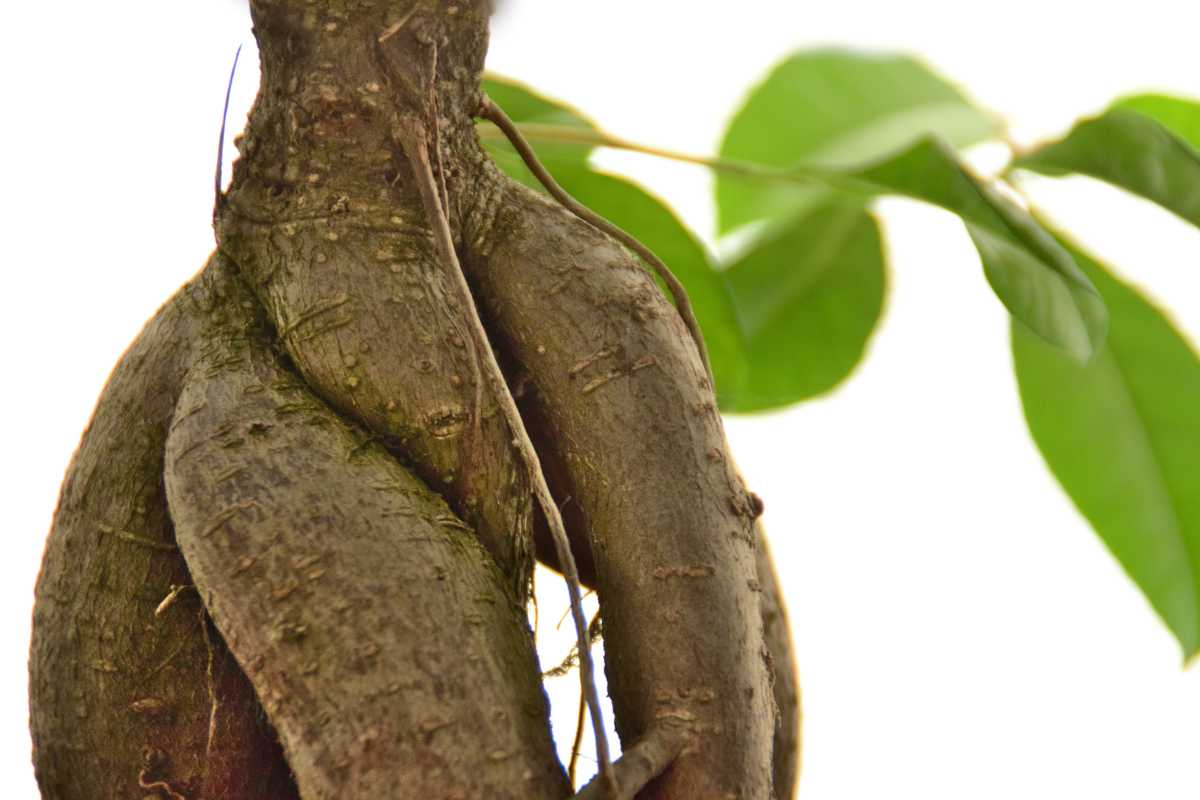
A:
29 1 1200 799
30 2 791 798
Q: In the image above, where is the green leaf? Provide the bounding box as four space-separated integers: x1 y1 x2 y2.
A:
1114 94 1200 151
716 48 999 235
722 201 885 412
845 137 1107 361
1012 235 1200 658
1017 100 1200 230
480 75 747 401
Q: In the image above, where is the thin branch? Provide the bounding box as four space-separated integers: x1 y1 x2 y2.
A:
474 120 841 187
478 98 715 387
392 114 617 797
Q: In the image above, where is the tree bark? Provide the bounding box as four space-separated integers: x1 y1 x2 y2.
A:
30 2 800 797
164 256 568 798
30 265 300 800
466 180 774 797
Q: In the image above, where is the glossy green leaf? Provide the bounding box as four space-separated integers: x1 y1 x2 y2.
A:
1012 236 1200 658
480 76 747 401
1017 100 1200 229
1114 94 1200 151
845 138 1107 361
722 201 885 412
716 48 999 235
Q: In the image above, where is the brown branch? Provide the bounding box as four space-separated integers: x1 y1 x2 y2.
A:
478 97 714 387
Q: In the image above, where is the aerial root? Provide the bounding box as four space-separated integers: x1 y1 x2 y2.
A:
477 96 714 387
546 611 603 786
384 105 617 795
199 607 221 777
138 747 188 800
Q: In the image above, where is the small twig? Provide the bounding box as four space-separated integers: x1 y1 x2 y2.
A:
479 98 714 387
544 609 602 678
474 120 839 187
154 584 195 617
391 114 617 796
569 682 587 787
558 587 593 630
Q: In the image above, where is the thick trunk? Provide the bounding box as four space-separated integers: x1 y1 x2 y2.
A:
31 2 798 797
29 265 300 799
163 256 568 798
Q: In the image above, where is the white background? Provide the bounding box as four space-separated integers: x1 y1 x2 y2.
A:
5 1 1200 797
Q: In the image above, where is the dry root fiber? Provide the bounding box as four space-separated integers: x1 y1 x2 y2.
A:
30 2 799 798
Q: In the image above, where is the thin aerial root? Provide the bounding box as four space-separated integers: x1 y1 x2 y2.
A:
568 682 587 787
137 772 188 800
573 726 687 800
543 608 602 678
199 608 221 775
389 112 617 796
213 45 244 223
568 607 604 788
138 747 189 800
427 41 452 219
478 97 714 387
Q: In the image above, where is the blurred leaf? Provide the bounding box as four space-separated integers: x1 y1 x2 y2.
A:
1013 235 1200 659
1017 99 1200 229
847 138 1107 361
722 201 885 412
716 48 999 235
481 76 747 401
1114 94 1200 151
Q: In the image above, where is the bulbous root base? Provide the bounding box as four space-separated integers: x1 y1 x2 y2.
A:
29 2 801 797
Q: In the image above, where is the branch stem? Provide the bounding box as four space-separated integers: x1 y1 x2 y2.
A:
475 120 837 186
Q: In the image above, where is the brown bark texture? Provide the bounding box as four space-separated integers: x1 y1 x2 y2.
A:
29 1 801 797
